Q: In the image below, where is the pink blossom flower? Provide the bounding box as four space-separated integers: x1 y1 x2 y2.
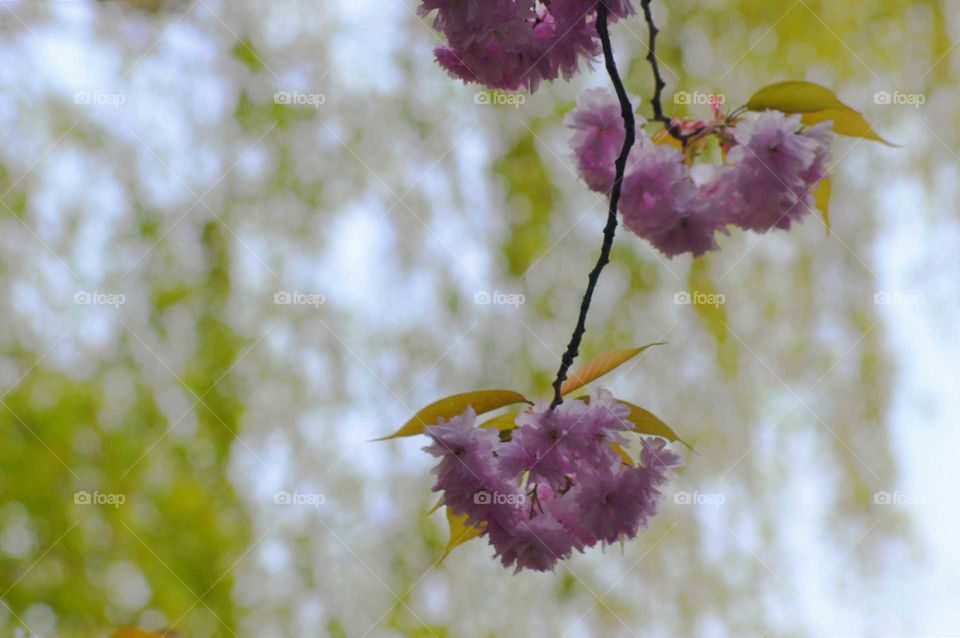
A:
724 111 834 232
495 427 539 480
530 1 601 88
619 145 725 258
422 407 498 475
422 388 682 572
640 436 683 477
566 88 643 193
571 460 671 544
495 512 576 573
543 485 597 549
423 408 506 524
569 467 629 543
507 400 587 490
419 0 634 92
419 0 540 91
579 387 632 466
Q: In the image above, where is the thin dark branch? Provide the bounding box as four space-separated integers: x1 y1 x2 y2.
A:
550 2 635 408
639 0 700 145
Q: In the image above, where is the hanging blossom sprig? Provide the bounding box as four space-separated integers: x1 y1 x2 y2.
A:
378 0 891 573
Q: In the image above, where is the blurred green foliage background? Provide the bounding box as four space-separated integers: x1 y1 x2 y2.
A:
0 0 957 636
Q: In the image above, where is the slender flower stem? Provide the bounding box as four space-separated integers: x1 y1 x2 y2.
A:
639 0 700 144
550 2 635 408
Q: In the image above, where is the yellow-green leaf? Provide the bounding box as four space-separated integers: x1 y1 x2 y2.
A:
560 343 664 396
111 631 170 638
652 128 683 150
800 108 894 146
440 507 484 561
687 257 738 376
746 81 845 113
375 390 529 440
687 257 727 341
814 177 832 235
616 398 692 450
479 410 521 431
746 81 894 145
611 441 634 465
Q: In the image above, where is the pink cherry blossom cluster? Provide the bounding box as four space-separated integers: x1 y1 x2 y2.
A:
417 1 635 92
423 388 681 572
566 89 835 258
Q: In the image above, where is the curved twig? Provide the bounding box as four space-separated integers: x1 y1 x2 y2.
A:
639 0 700 144
550 2 635 408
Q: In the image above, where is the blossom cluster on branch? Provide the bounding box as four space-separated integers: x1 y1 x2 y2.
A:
423 389 680 572
567 89 835 258
400 0 887 574
418 0 634 92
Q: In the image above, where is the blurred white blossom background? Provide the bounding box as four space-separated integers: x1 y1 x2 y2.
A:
0 0 959 637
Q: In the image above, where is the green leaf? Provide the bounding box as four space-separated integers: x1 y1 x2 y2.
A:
231 39 265 72
687 257 738 376
560 343 665 396
746 81 894 145
652 128 683 150
687 257 727 342
611 442 635 465
479 410 521 431
616 399 693 451
374 390 529 440
800 108 894 146
814 177 832 235
440 507 484 561
746 81 845 113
